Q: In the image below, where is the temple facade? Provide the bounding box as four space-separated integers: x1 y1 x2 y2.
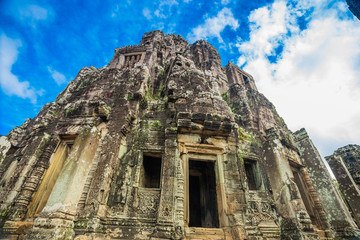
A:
0 30 359 240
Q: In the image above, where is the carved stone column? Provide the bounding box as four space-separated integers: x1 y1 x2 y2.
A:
152 127 178 239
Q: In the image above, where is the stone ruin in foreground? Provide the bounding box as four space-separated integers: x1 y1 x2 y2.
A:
326 144 360 231
0 30 359 240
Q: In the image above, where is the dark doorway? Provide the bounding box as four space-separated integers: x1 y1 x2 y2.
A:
141 154 162 188
189 160 219 228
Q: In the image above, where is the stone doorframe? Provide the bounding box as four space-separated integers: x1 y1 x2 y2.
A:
179 142 229 228
288 160 330 233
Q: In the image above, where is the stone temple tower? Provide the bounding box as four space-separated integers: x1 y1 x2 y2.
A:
0 30 359 239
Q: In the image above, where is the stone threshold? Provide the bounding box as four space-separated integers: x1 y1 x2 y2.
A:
184 227 227 240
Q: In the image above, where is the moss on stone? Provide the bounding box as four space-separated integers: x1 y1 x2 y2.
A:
0 206 9 218
127 92 135 100
151 120 163 131
65 107 76 117
104 104 112 115
133 130 149 150
221 92 230 104
35 134 51 158
52 108 60 117
275 115 285 126
238 127 251 142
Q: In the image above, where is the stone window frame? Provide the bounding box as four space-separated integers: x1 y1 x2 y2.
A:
289 161 329 231
180 143 228 229
243 157 264 191
239 153 264 192
122 52 146 68
26 134 77 218
139 152 163 189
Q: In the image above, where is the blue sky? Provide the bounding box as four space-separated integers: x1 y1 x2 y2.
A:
0 0 359 158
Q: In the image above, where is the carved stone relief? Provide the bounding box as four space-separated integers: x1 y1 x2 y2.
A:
129 188 160 218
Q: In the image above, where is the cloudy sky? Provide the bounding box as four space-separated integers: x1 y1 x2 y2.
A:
0 0 359 158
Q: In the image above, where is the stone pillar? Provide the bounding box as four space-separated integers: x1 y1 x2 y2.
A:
264 128 316 239
124 56 129 67
19 138 61 219
294 128 360 237
1 135 58 238
130 55 135 67
326 154 360 228
152 127 178 239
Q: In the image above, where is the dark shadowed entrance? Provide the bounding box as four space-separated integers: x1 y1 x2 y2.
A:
189 160 219 228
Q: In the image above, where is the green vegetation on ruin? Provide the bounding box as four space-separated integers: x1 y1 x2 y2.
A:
151 120 163 131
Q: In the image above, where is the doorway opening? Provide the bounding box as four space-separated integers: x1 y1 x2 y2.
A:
291 167 324 230
189 160 219 228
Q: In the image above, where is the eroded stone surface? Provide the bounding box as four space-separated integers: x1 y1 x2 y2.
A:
326 145 360 229
0 30 359 240
294 129 359 238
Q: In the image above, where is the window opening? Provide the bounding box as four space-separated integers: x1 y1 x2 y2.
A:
244 159 261 190
125 54 142 68
243 75 249 85
140 154 162 188
6 146 18 155
189 160 219 228
65 140 74 149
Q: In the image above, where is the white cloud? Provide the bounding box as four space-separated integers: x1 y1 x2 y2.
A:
47 66 67 85
143 0 180 30
154 9 166 18
111 5 119 18
4 1 53 27
143 8 152 20
0 34 38 103
19 4 48 20
236 0 360 156
153 0 179 19
187 8 239 43
221 0 231 5
237 1 297 61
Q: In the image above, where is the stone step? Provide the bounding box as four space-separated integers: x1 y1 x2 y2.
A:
315 229 333 240
245 222 280 238
185 227 226 240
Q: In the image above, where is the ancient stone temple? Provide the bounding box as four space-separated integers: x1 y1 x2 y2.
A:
326 145 360 228
0 30 359 240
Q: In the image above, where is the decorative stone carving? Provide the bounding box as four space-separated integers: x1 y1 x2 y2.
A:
129 188 160 218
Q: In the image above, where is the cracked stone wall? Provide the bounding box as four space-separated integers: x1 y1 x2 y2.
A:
0 30 359 240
